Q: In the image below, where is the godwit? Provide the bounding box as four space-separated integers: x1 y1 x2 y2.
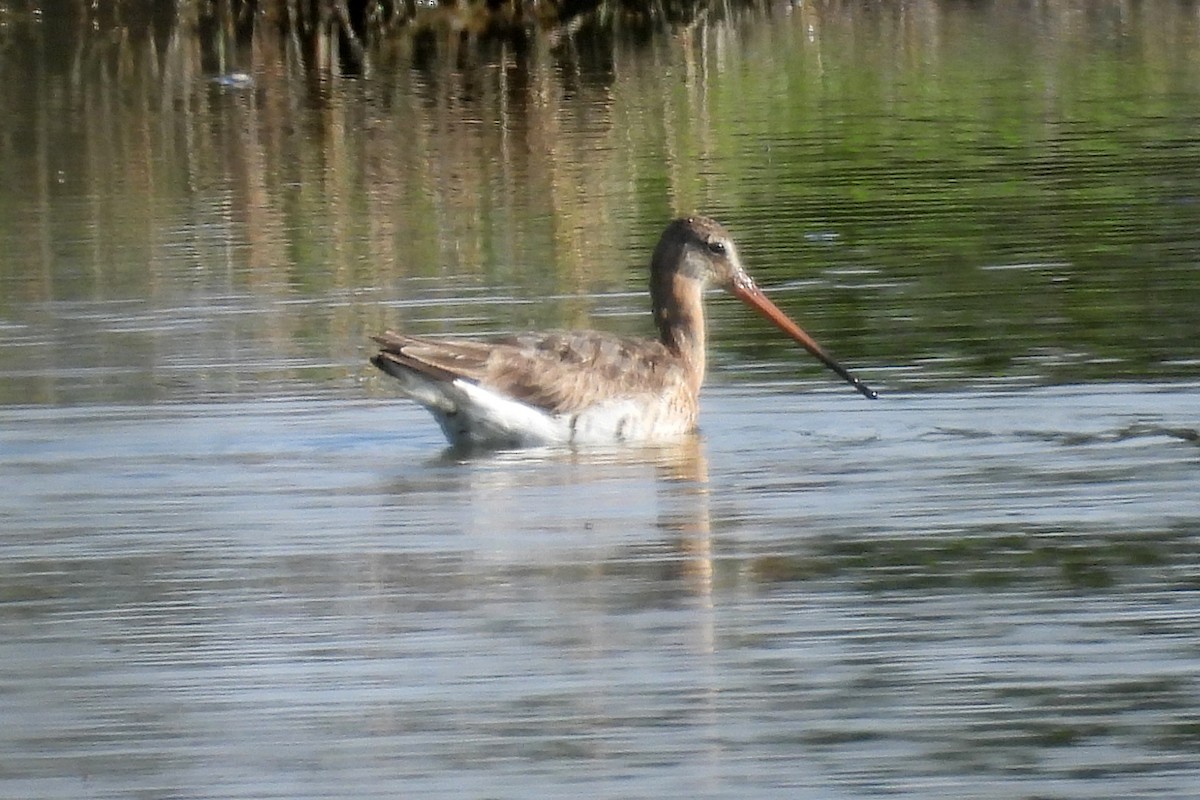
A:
371 216 876 448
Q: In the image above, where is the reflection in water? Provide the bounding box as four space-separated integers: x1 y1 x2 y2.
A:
369 434 724 791
2 1 1199 404
1 387 1199 797
3 1 1200 798
655 437 715 598
412 435 715 600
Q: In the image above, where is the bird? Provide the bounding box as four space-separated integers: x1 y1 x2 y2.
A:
371 215 876 448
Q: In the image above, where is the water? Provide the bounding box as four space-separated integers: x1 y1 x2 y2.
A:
2 386 1197 798
2 2 1200 798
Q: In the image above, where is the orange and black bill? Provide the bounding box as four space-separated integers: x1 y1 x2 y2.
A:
732 273 878 400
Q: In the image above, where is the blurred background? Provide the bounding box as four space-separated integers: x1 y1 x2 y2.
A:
3 0 1198 402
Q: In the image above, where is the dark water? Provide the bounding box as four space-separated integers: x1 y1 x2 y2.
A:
2 2 1200 798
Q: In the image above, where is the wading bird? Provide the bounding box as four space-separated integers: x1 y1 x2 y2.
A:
371 216 876 448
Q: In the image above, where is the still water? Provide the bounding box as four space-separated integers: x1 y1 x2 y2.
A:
2 1 1200 798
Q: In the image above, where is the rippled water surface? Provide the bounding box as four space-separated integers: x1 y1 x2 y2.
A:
2 1 1200 798
3 386 1199 798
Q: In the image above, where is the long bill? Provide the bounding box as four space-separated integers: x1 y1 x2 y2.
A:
731 273 878 400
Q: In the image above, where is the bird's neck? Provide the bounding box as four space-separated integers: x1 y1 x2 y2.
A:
652 272 707 392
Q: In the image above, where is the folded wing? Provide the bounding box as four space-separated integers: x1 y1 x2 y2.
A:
372 330 684 416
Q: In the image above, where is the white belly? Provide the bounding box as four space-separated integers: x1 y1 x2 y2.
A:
423 379 692 448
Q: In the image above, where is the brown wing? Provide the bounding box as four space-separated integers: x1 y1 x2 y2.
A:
372 330 685 415
372 332 498 383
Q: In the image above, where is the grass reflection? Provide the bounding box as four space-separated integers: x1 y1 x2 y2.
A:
1 0 1198 406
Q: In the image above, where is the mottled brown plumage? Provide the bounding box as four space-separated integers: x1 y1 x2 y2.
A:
372 330 688 417
371 216 875 448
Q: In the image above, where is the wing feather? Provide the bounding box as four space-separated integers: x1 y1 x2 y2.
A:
372 330 683 415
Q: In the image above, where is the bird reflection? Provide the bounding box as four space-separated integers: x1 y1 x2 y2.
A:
401 434 716 601
650 435 714 597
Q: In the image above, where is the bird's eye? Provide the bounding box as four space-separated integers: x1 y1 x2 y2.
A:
706 240 727 255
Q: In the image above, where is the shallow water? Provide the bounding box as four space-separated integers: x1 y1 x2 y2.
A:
3 385 1198 798
2 1 1200 797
